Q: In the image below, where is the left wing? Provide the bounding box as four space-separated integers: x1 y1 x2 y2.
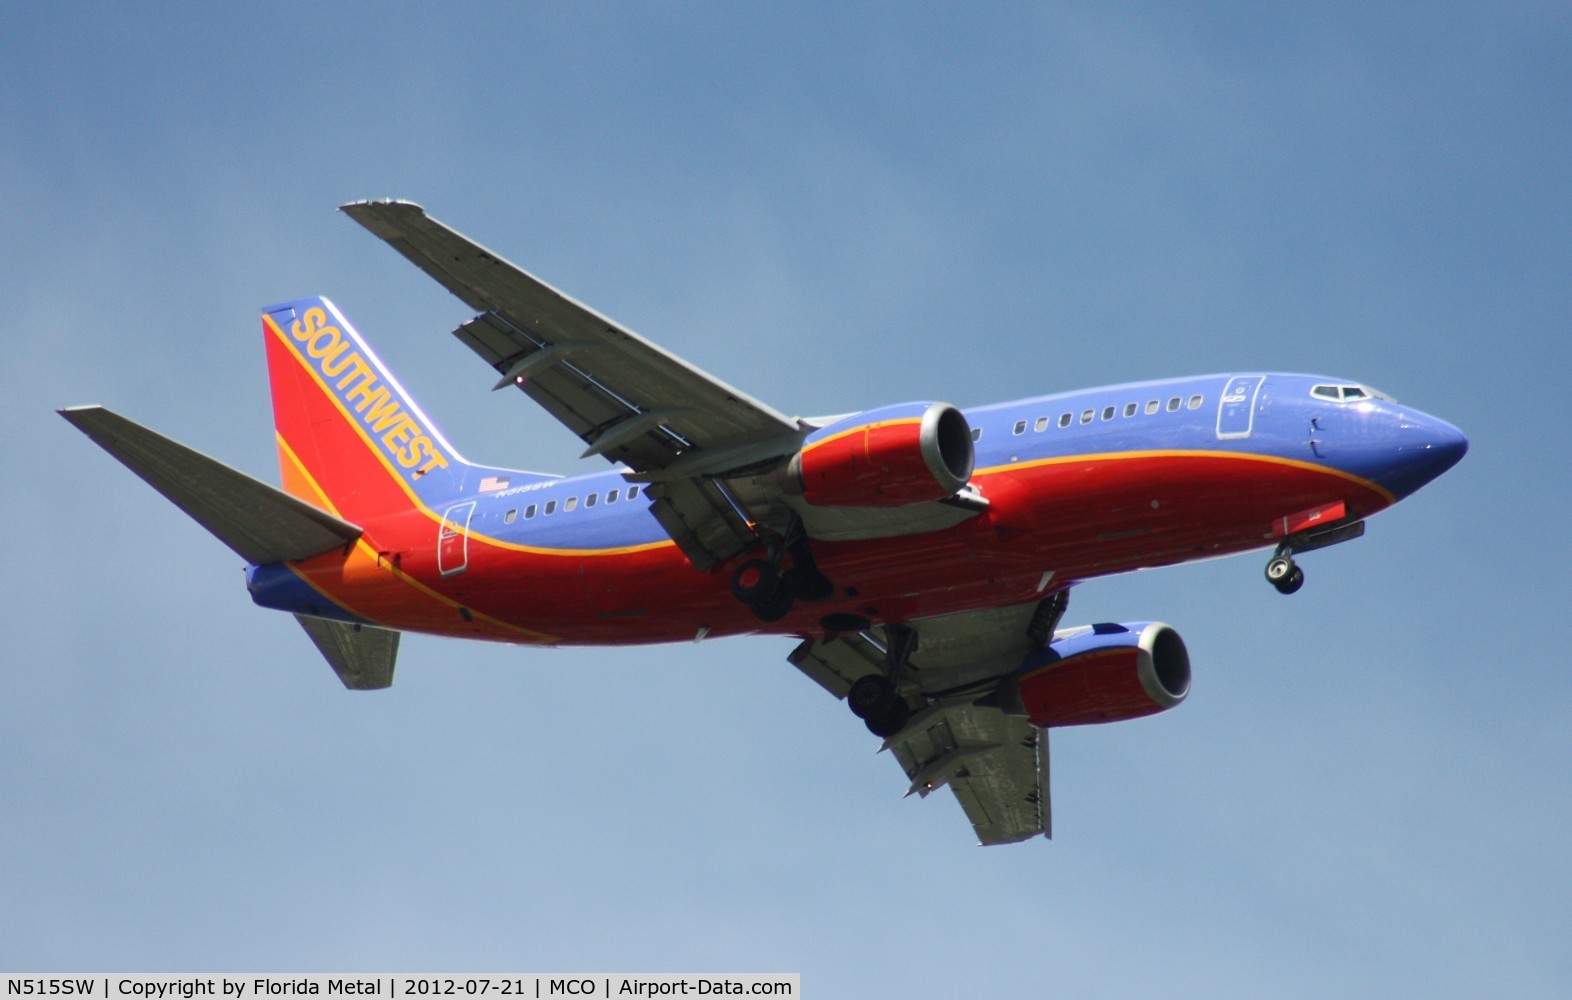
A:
342 200 806 568
790 594 1067 844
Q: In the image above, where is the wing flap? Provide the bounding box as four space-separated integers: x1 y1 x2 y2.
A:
341 200 801 472
788 632 886 698
59 406 361 565
788 597 1067 844
643 477 757 571
889 704 1050 845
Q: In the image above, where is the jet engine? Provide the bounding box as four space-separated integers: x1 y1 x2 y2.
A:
1007 621 1191 728
784 401 974 507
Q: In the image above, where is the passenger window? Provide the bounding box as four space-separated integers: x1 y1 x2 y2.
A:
525 504 537 519
504 509 517 524
1167 397 1181 412
1146 400 1159 414
544 500 557 515
1101 406 1115 421
1080 409 1094 424
971 427 982 442
627 485 640 500
607 489 619 504
586 493 598 508
1188 394 1203 410
564 497 578 512
1058 413 1072 428
1013 420 1026 435
1034 416 1048 432
1123 403 1137 418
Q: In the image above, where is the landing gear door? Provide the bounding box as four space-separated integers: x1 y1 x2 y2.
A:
1216 375 1266 440
438 501 476 577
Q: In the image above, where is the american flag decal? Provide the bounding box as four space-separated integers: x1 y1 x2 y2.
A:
478 475 510 493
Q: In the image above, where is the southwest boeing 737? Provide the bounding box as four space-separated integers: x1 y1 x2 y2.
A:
60 201 1467 844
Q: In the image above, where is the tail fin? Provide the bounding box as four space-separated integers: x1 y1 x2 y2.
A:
263 297 467 523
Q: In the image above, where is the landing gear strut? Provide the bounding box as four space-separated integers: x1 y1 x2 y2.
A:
730 520 835 622
1265 549 1305 595
847 624 917 738
1261 516 1368 595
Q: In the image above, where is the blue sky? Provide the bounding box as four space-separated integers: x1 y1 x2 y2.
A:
3 3 1568 995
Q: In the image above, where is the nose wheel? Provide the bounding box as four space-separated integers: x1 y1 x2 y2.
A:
1265 552 1305 595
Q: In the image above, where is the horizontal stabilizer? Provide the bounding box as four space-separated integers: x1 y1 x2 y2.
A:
295 614 400 690
59 405 362 565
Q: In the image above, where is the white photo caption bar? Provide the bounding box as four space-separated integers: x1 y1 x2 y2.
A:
3 976 799 999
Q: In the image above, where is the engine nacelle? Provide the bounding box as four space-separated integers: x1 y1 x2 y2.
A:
785 401 974 507
1008 621 1191 728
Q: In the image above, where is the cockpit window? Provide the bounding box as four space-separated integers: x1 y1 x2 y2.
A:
1312 383 1395 403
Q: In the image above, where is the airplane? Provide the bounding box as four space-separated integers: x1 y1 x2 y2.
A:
60 201 1468 845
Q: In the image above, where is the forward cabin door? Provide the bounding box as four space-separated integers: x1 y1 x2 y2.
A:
438 501 476 577
1216 375 1266 440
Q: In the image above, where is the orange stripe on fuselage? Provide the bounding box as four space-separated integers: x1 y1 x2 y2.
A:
286 540 560 643
267 315 651 640
973 448 1396 505
273 436 558 642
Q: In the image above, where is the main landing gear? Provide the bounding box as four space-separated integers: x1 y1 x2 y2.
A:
730 530 835 623
847 624 917 739
1265 549 1305 595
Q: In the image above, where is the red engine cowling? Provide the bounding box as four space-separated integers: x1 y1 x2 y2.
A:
786 401 974 507
1009 621 1191 728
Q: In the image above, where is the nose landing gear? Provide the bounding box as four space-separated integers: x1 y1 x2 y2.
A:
1261 514 1367 595
1265 550 1305 595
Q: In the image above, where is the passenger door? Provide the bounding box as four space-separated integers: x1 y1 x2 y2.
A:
1216 375 1266 440
437 501 476 577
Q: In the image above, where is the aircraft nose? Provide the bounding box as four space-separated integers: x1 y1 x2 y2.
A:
1393 408 1468 492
